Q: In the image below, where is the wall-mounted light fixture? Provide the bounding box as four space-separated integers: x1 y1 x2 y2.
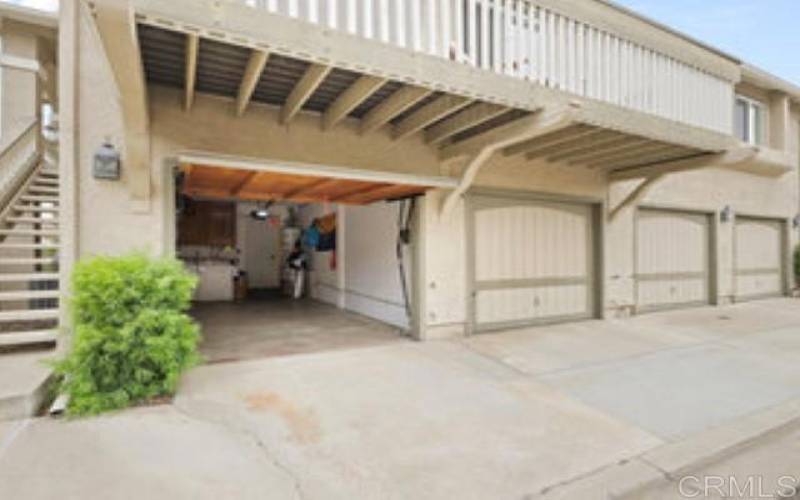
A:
793 214 800 229
92 140 121 180
720 205 733 223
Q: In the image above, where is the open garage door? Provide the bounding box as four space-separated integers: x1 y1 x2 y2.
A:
734 216 786 301
469 194 598 332
173 153 457 361
636 208 711 312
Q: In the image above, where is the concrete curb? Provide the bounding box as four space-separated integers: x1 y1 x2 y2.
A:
0 369 53 422
535 398 800 499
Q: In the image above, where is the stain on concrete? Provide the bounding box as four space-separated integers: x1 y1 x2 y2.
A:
244 392 322 444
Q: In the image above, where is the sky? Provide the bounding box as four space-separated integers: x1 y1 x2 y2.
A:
614 0 800 85
6 0 56 12
6 0 800 84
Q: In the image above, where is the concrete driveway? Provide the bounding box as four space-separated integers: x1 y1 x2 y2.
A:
2 299 800 499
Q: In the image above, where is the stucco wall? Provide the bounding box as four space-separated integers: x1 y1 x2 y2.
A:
76 6 166 257
1 21 40 140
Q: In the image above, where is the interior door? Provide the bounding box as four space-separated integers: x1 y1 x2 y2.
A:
245 217 281 289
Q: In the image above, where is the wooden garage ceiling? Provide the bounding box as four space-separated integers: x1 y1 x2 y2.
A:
180 164 429 205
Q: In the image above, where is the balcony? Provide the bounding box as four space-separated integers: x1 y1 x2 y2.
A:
225 0 737 135
125 0 753 182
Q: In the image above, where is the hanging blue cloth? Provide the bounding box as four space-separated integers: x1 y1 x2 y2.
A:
317 229 336 252
303 225 320 248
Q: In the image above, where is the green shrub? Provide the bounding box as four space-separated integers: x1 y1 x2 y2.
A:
795 244 800 282
54 254 201 417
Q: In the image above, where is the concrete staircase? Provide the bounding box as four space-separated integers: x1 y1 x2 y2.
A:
0 163 60 352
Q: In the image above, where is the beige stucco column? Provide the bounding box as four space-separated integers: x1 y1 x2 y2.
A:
0 19 42 140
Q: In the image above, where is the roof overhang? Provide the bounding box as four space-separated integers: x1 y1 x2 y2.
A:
742 65 800 103
176 152 457 205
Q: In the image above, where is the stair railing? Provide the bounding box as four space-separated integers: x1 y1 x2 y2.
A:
0 119 41 214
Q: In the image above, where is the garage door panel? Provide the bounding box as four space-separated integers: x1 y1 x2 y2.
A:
471 195 595 330
636 209 710 310
476 284 591 325
474 203 591 282
736 272 783 299
637 276 707 309
736 220 782 270
637 211 708 274
735 218 784 300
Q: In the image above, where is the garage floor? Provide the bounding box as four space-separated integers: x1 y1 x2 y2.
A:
192 294 407 363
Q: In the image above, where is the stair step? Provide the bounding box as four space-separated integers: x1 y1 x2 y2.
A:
33 178 59 185
38 170 59 177
0 290 59 301
0 309 59 322
27 186 59 195
0 330 58 348
0 273 59 282
19 196 59 204
6 217 59 225
0 243 59 250
12 205 59 213
0 228 59 237
0 258 57 266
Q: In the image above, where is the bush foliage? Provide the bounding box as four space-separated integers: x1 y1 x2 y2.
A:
795 245 800 281
54 254 201 416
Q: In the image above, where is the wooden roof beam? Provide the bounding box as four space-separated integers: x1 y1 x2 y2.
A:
563 137 652 165
340 184 422 205
361 86 432 134
283 178 338 199
229 171 259 196
425 103 507 145
440 105 579 161
503 126 596 158
542 133 637 163
584 143 680 168
591 146 694 170
184 33 199 111
393 95 473 141
609 148 756 181
236 49 270 116
281 63 332 124
322 75 387 130
331 183 392 202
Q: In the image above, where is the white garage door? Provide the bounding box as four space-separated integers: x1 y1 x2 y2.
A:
636 209 711 311
470 195 596 331
735 217 785 300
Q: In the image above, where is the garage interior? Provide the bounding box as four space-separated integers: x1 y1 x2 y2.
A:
175 160 440 363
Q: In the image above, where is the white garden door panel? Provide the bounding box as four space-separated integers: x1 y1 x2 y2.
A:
636 209 710 311
735 217 785 300
470 195 595 331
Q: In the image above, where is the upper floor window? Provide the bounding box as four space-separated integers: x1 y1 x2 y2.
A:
734 96 766 145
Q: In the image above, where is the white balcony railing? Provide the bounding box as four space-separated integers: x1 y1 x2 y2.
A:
244 0 734 135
